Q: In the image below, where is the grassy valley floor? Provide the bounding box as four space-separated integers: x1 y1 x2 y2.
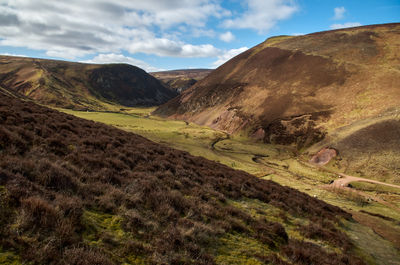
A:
60 107 400 265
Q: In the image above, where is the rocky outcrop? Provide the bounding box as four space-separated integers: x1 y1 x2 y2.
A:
310 148 338 166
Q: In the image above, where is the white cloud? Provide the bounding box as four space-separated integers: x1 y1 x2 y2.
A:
330 22 362 30
219 31 235 42
191 28 216 38
82 53 162 72
127 38 220 57
0 0 228 60
212 47 248 68
333 7 346 20
222 0 298 33
0 52 27 57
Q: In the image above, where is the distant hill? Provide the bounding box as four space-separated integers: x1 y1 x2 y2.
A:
0 91 368 264
0 56 177 110
155 23 400 181
151 69 212 93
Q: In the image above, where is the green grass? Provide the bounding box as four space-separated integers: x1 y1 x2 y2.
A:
82 210 147 264
349 181 400 195
215 199 288 264
344 220 400 265
0 248 21 265
82 210 125 245
229 198 341 252
215 233 272 265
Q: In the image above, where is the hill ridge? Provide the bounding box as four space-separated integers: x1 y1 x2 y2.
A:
0 55 177 110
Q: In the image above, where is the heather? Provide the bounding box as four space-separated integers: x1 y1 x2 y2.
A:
0 93 363 264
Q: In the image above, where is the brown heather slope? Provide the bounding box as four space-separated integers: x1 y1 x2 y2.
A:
151 69 212 93
0 91 368 264
154 23 400 181
0 56 177 110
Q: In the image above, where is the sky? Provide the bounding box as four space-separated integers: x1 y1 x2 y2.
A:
0 0 399 72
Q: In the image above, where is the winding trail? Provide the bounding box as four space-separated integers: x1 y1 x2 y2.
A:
210 136 400 212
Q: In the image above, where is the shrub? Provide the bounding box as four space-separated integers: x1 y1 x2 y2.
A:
19 197 59 231
282 239 365 265
62 247 112 265
299 219 352 250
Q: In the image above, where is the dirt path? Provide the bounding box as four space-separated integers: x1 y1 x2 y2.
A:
332 174 400 189
327 174 400 212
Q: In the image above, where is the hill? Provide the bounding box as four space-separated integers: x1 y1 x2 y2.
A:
151 69 212 93
0 56 177 110
0 91 369 264
154 23 400 182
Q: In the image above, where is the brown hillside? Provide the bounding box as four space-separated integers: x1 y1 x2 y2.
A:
151 69 212 93
154 23 400 180
155 24 400 138
0 91 368 264
0 56 177 110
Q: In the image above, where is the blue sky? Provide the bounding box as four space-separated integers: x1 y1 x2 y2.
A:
0 0 399 71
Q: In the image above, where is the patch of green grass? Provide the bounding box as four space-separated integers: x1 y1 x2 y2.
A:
229 198 343 252
124 107 156 116
214 138 279 158
316 187 400 222
284 159 334 184
229 198 284 223
215 233 271 265
344 220 400 265
0 247 21 265
82 210 125 245
349 181 400 195
82 210 147 264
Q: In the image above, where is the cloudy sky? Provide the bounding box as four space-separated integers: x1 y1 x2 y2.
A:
0 0 399 71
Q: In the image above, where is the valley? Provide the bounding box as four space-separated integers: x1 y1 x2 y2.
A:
151 69 212 93
1 92 382 265
1 22 400 264
60 107 400 263
155 23 400 184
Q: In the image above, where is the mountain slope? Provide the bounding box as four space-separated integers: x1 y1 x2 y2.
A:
0 91 370 264
154 23 400 181
155 23 400 137
151 69 212 93
0 56 177 110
